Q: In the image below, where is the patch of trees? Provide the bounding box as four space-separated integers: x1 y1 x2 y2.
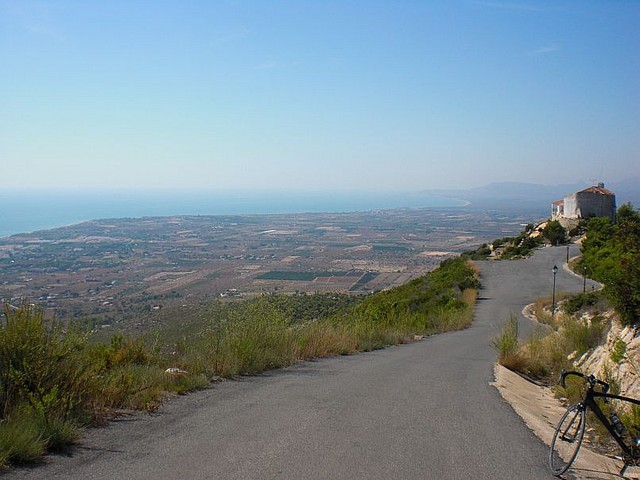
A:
580 204 640 325
260 292 359 323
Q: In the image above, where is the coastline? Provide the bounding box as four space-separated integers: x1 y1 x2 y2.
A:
0 191 468 239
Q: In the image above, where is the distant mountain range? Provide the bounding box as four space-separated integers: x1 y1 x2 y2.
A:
422 178 639 215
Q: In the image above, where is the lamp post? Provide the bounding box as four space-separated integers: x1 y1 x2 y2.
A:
552 265 558 322
566 244 570 263
583 266 587 294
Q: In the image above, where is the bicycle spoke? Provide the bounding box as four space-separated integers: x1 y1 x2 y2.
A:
549 404 586 476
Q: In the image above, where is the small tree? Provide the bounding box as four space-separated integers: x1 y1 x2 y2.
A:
542 220 567 245
608 204 640 325
580 204 640 326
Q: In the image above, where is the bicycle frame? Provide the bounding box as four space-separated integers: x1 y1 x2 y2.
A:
563 370 640 476
585 389 640 459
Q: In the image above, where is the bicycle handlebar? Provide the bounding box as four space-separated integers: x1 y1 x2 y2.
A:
559 369 609 394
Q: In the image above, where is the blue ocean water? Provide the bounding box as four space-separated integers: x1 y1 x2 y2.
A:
0 190 467 238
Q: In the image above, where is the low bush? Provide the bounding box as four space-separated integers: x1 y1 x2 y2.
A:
561 315 606 357
562 292 599 315
0 305 187 466
491 316 524 371
495 301 608 383
0 304 101 428
0 414 46 466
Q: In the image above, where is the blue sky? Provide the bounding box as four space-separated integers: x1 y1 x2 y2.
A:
1 1 638 192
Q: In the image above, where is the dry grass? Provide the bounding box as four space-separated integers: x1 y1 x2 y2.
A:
1 257 479 468
295 323 354 359
496 296 608 384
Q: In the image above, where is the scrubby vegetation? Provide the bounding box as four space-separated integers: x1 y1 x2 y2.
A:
579 204 640 326
0 305 209 468
0 257 478 468
491 315 520 368
465 221 568 260
492 293 607 382
493 204 640 382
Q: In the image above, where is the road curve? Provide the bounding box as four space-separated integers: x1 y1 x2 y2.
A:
7 245 594 480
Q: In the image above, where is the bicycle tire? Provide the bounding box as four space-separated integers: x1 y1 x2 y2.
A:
549 403 586 476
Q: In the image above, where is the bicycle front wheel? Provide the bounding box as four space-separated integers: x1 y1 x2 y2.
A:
549 403 586 476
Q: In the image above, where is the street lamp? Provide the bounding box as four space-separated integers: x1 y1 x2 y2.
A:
566 244 570 263
583 266 587 294
552 265 558 322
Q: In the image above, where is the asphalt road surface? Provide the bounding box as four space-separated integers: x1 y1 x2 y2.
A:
8 245 595 480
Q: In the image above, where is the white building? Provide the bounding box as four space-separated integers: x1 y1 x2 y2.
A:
551 183 616 221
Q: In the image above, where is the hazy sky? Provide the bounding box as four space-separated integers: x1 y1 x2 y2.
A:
1 1 638 192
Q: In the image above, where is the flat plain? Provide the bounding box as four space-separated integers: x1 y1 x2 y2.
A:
0 206 540 332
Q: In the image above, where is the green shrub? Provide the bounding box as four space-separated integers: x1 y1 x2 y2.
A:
105 334 150 367
562 292 598 315
492 315 523 370
485 227 542 260
621 404 640 441
542 220 567 245
0 413 46 466
0 304 208 463
463 243 491 260
581 204 640 326
40 416 80 451
498 309 607 383
172 374 209 394
610 337 627 364
0 304 100 425
568 219 588 238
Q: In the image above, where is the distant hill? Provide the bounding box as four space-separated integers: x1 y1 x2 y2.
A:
610 177 640 206
422 178 640 214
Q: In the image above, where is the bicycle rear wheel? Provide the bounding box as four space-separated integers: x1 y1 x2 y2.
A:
549 403 586 476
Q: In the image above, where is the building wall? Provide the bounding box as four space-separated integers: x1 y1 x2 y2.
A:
575 191 616 220
563 191 616 220
563 193 579 218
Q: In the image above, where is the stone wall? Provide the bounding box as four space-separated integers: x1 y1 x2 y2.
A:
562 191 616 221
575 191 616 220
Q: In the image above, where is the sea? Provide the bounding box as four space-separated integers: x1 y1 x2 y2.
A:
0 190 467 239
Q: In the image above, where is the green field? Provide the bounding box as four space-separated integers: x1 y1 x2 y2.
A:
372 245 410 252
257 271 353 281
349 272 379 291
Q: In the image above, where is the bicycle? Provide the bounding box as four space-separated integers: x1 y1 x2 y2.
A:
549 370 640 477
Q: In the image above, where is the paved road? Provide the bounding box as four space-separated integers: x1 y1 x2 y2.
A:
8 246 595 480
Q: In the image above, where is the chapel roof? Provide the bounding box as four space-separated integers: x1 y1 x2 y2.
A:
579 184 615 196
